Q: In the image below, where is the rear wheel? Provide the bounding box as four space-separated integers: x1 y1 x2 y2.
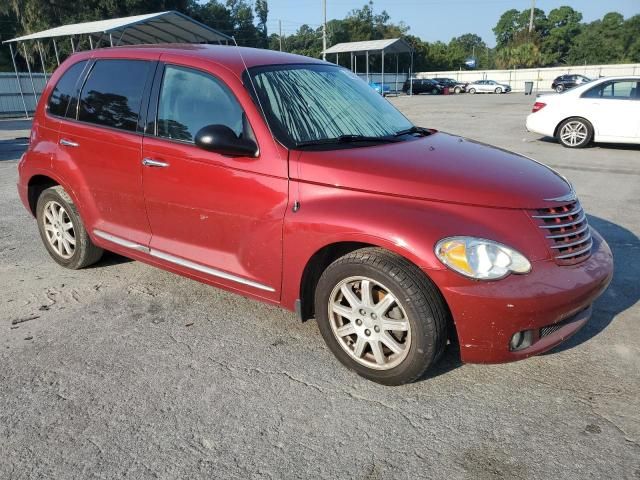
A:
314 248 449 385
454 86 461 94
557 117 593 148
556 84 565 93
36 186 103 269
468 88 476 94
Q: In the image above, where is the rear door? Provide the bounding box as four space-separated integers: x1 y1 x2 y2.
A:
140 61 288 300
581 79 640 140
57 57 157 246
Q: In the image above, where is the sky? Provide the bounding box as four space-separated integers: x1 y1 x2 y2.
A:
263 0 640 47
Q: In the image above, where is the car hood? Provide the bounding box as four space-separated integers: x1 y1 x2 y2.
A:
294 131 571 209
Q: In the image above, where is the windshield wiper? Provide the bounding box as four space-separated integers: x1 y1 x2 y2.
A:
393 126 432 137
295 134 400 148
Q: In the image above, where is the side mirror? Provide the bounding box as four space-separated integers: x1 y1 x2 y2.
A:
194 124 258 157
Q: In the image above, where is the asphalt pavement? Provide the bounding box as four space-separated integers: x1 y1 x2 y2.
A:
0 95 638 479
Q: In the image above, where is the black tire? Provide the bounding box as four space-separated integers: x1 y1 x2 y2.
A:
314 248 449 385
454 86 461 94
556 84 564 93
556 117 593 149
36 186 103 269
468 88 476 94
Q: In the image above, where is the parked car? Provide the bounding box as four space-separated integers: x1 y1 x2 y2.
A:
551 74 591 93
18 45 613 385
369 81 390 96
467 80 511 94
527 76 640 148
402 78 443 95
432 77 467 93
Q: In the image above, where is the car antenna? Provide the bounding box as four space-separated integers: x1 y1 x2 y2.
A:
231 36 300 213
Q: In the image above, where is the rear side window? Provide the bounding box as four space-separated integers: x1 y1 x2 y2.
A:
583 80 640 100
78 59 151 132
48 60 88 118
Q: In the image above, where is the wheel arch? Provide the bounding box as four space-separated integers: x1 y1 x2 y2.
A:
27 174 60 216
295 238 449 323
554 115 594 139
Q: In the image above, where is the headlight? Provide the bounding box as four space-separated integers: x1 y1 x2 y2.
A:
435 237 531 280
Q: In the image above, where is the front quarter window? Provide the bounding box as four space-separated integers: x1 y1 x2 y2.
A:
248 64 413 148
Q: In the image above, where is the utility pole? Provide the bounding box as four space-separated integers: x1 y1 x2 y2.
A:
322 0 327 60
279 19 282 51
528 0 535 33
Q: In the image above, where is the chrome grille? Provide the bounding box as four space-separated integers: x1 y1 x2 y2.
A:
531 200 592 265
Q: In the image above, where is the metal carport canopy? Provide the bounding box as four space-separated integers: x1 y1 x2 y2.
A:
322 38 414 96
323 38 413 56
2 10 232 46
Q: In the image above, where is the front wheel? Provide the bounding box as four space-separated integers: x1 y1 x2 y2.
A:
557 117 593 148
314 248 449 385
454 86 461 94
468 88 476 94
495 87 502 94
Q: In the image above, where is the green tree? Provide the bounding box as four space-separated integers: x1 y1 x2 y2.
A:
541 6 582 65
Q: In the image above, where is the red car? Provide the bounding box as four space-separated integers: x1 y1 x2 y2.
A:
18 45 613 385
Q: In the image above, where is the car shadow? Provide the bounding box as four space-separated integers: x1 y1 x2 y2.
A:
89 250 133 268
534 136 640 151
545 214 639 354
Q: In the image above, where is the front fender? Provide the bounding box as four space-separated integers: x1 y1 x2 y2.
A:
280 182 550 310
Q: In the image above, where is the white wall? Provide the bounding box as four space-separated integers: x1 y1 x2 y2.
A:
415 63 640 92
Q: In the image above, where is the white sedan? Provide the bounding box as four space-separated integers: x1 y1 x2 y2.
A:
526 76 640 148
467 80 511 94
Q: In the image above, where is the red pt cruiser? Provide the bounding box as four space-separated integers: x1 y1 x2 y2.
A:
18 45 613 385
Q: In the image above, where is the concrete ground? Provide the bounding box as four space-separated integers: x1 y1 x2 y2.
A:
0 95 638 479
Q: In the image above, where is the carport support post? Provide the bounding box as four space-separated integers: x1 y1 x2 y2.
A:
22 43 39 105
88 35 94 50
109 33 114 47
350 52 353 71
366 50 369 83
9 43 29 119
37 42 48 83
409 51 414 96
70 37 75 53
52 39 60 66
381 49 385 96
395 54 399 95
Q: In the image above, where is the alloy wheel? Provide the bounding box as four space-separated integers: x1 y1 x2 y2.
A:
43 200 76 259
328 276 411 370
560 121 588 147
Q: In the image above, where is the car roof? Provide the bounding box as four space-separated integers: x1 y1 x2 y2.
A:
64 43 324 76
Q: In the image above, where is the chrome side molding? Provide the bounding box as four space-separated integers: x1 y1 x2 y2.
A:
94 229 150 253
93 229 275 292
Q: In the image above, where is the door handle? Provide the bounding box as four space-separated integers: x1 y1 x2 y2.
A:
142 158 170 168
59 138 79 147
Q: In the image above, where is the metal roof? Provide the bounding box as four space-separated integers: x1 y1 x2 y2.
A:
323 38 413 55
3 11 231 45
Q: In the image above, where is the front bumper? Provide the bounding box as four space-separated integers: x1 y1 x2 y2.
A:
427 228 613 363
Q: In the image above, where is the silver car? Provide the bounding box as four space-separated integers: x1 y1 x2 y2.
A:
467 80 511 94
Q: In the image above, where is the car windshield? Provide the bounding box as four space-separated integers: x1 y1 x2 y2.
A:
247 64 413 148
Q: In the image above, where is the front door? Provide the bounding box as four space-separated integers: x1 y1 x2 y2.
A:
141 63 288 300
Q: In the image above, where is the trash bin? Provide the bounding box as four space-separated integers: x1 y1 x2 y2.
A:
443 86 450 95
524 81 534 95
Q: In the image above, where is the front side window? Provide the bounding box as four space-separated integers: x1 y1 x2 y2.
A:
583 80 639 100
78 59 151 132
249 64 412 147
48 60 88 118
156 65 244 142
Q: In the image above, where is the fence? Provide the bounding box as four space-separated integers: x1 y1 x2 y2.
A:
415 63 640 93
0 73 47 118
